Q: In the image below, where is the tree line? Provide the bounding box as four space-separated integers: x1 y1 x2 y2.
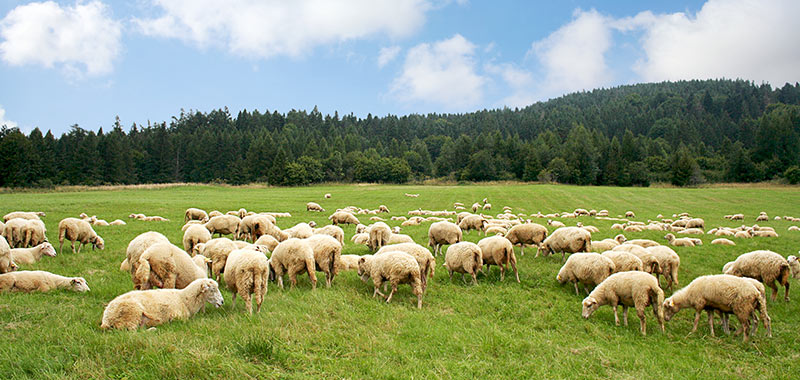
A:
1 79 799 188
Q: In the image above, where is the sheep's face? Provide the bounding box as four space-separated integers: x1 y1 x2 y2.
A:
70 278 90 292
193 243 206 256
93 236 105 250
202 281 224 308
662 299 679 321
357 258 371 282
0 257 17 273
537 244 551 257
581 297 599 318
42 243 57 257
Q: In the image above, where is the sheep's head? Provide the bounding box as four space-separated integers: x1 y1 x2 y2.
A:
193 243 206 256
201 280 224 307
555 272 564 284
722 261 734 274
663 233 675 242
92 236 105 250
357 256 372 282
0 256 18 273
581 297 599 319
662 298 679 321
36 212 46 217
41 242 57 257
614 234 627 244
70 277 90 292
308 221 317 228
537 243 552 257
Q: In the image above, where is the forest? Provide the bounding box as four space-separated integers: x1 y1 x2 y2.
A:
1 79 799 188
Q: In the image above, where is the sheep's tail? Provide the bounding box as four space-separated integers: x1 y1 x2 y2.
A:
582 238 591 253
57 223 66 246
779 263 790 287
305 256 318 289
133 255 151 290
328 247 338 279
670 263 679 287
428 256 435 279
119 258 130 272
472 249 482 274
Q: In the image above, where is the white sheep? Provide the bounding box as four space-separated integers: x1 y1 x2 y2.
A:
368 222 392 251
269 238 317 290
306 202 325 212
0 270 89 293
663 233 695 247
723 250 790 302
224 249 269 314
557 253 615 295
57 218 104 254
284 222 314 239
123 231 171 275
182 224 212 255
443 242 483 285
624 239 660 248
305 234 342 287
504 223 548 256
195 237 239 281
254 234 279 252
133 242 208 290
601 250 643 273
646 245 681 291
313 225 345 245
10 242 56 265
612 244 660 274
184 208 209 223
478 235 519 283
581 271 664 335
338 254 365 272
538 227 592 262
427 221 462 256
625 211 636 218
376 242 435 291
328 211 360 226
711 238 736 246
590 234 627 252
237 214 276 242
3 211 44 222
204 215 241 237
0 236 17 274
458 214 487 235
101 278 223 330
357 252 424 308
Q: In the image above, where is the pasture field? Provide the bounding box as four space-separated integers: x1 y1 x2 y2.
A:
2 183 800 379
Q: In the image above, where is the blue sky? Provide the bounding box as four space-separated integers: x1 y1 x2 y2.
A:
1 0 798 135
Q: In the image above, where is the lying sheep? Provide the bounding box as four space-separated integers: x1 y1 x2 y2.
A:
204 215 241 237
10 242 56 265
134 243 208 290
0 270 89 293
625 239 660 248
601 250 643 273
625 211 636 218
351 233 370 245
663 274 770 342
664 233 695 247
324 193 332 199
443 242 483 285
184 208 209 223
57 218 104 254
557 253 615 295
612 244 660 274
368 222 392 251
109 219 126 226
123 231 171 275
547 219 566 228
478 235 519 283
723 250 790 302
269 238 317 290
711 238 736 246
504 223 548 256
313 225 344 245
376 242 435 291
484 226 507 236
224 249 269 314
329 211 360 226
581 271 664 335
538 227 591 262
646 246 681 291
307 202 325 212
183 224 211 255
427 221 462 256
752 230 779 238
101 278 223 330
358 252 424 309
305 234 342 287
591 234 627 252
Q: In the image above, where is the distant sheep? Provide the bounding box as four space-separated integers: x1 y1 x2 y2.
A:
204 215 241 237
328 211 360 226
307 202 325 212
0 270 89 293
664 233 695 247
458 215 487 235
57 218 104 254
582 271 664 335
184 208 209 223
711 238 736 246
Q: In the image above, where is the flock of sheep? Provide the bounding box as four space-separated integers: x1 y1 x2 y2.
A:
1 198 798 342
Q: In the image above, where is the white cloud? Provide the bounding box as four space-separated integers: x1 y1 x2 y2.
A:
529 9 613 97
0 105 18 129
621 0 800 85
377 46 401 68
0 1 122 76
485 62 536 108
135 0 430 59
389 34 486 110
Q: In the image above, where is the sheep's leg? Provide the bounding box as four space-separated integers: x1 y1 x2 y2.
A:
583 284 590 296
277 275 284 290
561 252 566 263
768 281 778 302
70 241 76 254
77 243 83 254
720 312 730 335
499 265 505 282
510 257 520 283
707 310 715 337
691 310 701 333
288 272 297 289
231 292 237 309
471 272 477 285
59 240 64 254
784 281 790 302
461 273 466 284
243 290 253 314
386 282 398 304
573 282 579 296
622 306 629 326
736 313 750 343
637 306 647 335
519 245 524 256
613 304 620 326
373 281 386 298
447 270 453 282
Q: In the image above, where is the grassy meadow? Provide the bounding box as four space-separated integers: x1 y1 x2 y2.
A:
2 183 800 379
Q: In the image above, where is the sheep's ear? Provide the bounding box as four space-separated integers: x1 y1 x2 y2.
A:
70 279 78 285
358 257 366 264
667 299 674 308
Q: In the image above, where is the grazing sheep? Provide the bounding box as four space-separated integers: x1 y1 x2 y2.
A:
368 222 392 251
471 203 480 213
646 246 681 292
625 239 660 248
204 215 241 237
10 242 56 265
57 218 104 254
14 219 47 248
788 226 800 232
547 219 566 228
601 250 643 273
100 278 224 330
269 238 317 290
538 227 592 262
663 274 770 342
358 252 424 309
253 234 280 252
723 250 790 302
109 219 126 226
224 249 269 314
711 238 736 246
328 211 360 226
312 225 344 245
307 202 325 212
378 205 390 213
557 253 615 295
756 214 768 222
376 242 435 291
182 224 212 255
458 215 488 235
208 210 223 218
195 238 239 281
184 208 209 223
0 270 89 293
427 221 462 256
237 215 276 242
591 234 627 252
338 254 364 272
443 242 483 285
664 233 695 247
3 211 44 222
123 231 171 275
477 235 519 283
324 193 332 199
483 203 492 210
305 234 342 287
351 233 370 245
612 244 660 274
581 271 665 335
504 223 548 256
484 226 507 236
284 222 314 240
388 234 414 244
133 243 208 290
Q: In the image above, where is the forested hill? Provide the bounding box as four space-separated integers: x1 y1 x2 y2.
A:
1 79 799 188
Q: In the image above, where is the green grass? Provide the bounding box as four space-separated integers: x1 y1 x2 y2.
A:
2 183 800 379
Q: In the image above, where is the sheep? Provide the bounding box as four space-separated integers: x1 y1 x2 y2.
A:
364 222 391 252
238 214 280 242
328 211 360 226
427 221 462 256
625 239 660 248
477 235 519 283
404 193 419 198
184 208 209 223
269 238 317 290
109 219 126 226
482 203 492 210
306 202 325 212
284 222 314 240
610 223 625 230
752 230 779 238
443 242 483 285
351 233 370 245
3 211 44 222
789 226 800 232
662 274 770 342
590 234 627 252
19 219 47 248
484 226 507 236
195 237 239 281
711 238 736 246
3 218 32 248
376 242 435 291
723 250 790 302
101 278 223 330
10 242 56 265
208 210 223 218
338 254 365 272
92 219 110 227
504 223 548 256
310 225 344 245
223 249 269 314
133 243 208 290
581 271 665 335
144 216 169 222
646 245 681 292
378 205 390 213
663 233 695 247
182 224 211 256
324 193 332 199
601 250 643 273
547 219 566 228
204 215 241 237
57 218 104 254
471 203 480 212
625 211 636 218
612 244 660 274
387 234 414 244
357 252 424 308
305 234 342 287
0 271 89 293
677 228 704 235
538 227 592 262
458 214 487 235
557 253 615 295
756 214 768 222
123 231 171 275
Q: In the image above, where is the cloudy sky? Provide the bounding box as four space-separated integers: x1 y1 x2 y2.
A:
1 0 798 134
